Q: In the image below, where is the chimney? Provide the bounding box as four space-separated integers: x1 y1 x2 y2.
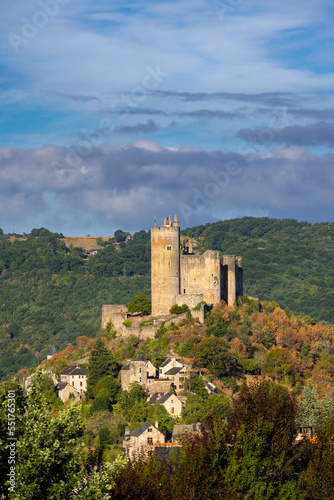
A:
155 420 159 429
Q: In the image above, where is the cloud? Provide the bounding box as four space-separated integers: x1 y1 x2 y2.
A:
114 119 178 135
0 140 333 234
176 109 241 119
238 121 334 146
68 94 100 103
287 108 334 121
156 90 302 107
115 119 161 134
107 107 168 116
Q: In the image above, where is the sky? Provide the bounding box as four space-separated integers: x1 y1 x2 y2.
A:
1 0 334 235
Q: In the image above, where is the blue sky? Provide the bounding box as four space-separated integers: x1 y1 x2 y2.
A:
1 0 334 235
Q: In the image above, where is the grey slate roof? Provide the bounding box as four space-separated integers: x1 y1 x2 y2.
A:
149 392 173 405
165 367 183 376
69 368 88 376
60 366 88 376
60 366 75 376
121 363 130 371
160 359 172 368
48 344 58 356
130 422 153 437
56 382 67 390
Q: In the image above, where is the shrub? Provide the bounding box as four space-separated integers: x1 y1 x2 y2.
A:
194 301 206 311
123 320 132 327
170 304 190 315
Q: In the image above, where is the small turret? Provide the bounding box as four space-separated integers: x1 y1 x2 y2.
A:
173 214 179 227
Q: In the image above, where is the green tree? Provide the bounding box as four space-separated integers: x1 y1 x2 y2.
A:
86 339 118 399
0 378 27 497
127 293 151 315
195 337 238 378
14 371 84 499
225 380 298 498
114 230 127 242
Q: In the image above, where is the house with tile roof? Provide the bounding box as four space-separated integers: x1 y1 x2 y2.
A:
58 365 88 401
149 392 184 417
123 421 166 460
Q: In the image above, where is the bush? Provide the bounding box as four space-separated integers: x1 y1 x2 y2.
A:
194 301 206 311
123 320 132 327
170 304 190 315
127 293 151 315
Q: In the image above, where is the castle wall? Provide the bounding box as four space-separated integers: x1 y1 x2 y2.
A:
180 250 221 305
174 294 203 309
102 304 127 329
151 221 180 315
221 256 243 306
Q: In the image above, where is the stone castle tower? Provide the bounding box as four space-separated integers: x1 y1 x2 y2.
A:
151 215 243 316
151 215 181 316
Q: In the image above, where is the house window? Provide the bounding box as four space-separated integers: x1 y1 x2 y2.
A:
148 428 152 432
171 407 174 414
139 368 142 373
147 437 153 445
139 377 142 382
167 246 171 251
80 382 82 387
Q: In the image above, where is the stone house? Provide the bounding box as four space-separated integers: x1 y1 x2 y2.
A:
121 356 157 391
59 366 88 394
56 381 80 402
149 392 184 418
159 358 183 379
172 422 202 442
163 365 189 393
123 421 165 460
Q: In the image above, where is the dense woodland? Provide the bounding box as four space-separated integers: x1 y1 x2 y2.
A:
0 216 334 379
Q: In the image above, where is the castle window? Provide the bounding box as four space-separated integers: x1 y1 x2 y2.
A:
139 377 142 382
167 246 171 251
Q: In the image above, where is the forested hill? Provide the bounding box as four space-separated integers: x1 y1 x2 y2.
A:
0 217 333 379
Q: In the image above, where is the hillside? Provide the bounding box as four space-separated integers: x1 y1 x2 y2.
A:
0 217 333 379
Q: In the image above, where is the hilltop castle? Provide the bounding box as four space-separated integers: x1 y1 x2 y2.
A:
102 215 243 334
151 215 243 315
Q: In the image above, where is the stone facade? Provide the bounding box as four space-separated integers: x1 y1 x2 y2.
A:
121 357 157 391
60 366 87 394
56 381 80 402
149 392 184 418
101 304 127 330
123 422 166 460
151 215 243 315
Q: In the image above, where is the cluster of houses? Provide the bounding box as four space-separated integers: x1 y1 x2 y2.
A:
120 356 195 418
30 347 213 460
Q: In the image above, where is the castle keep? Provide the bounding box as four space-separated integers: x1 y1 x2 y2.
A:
151 215 243 315
102 214 243 333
